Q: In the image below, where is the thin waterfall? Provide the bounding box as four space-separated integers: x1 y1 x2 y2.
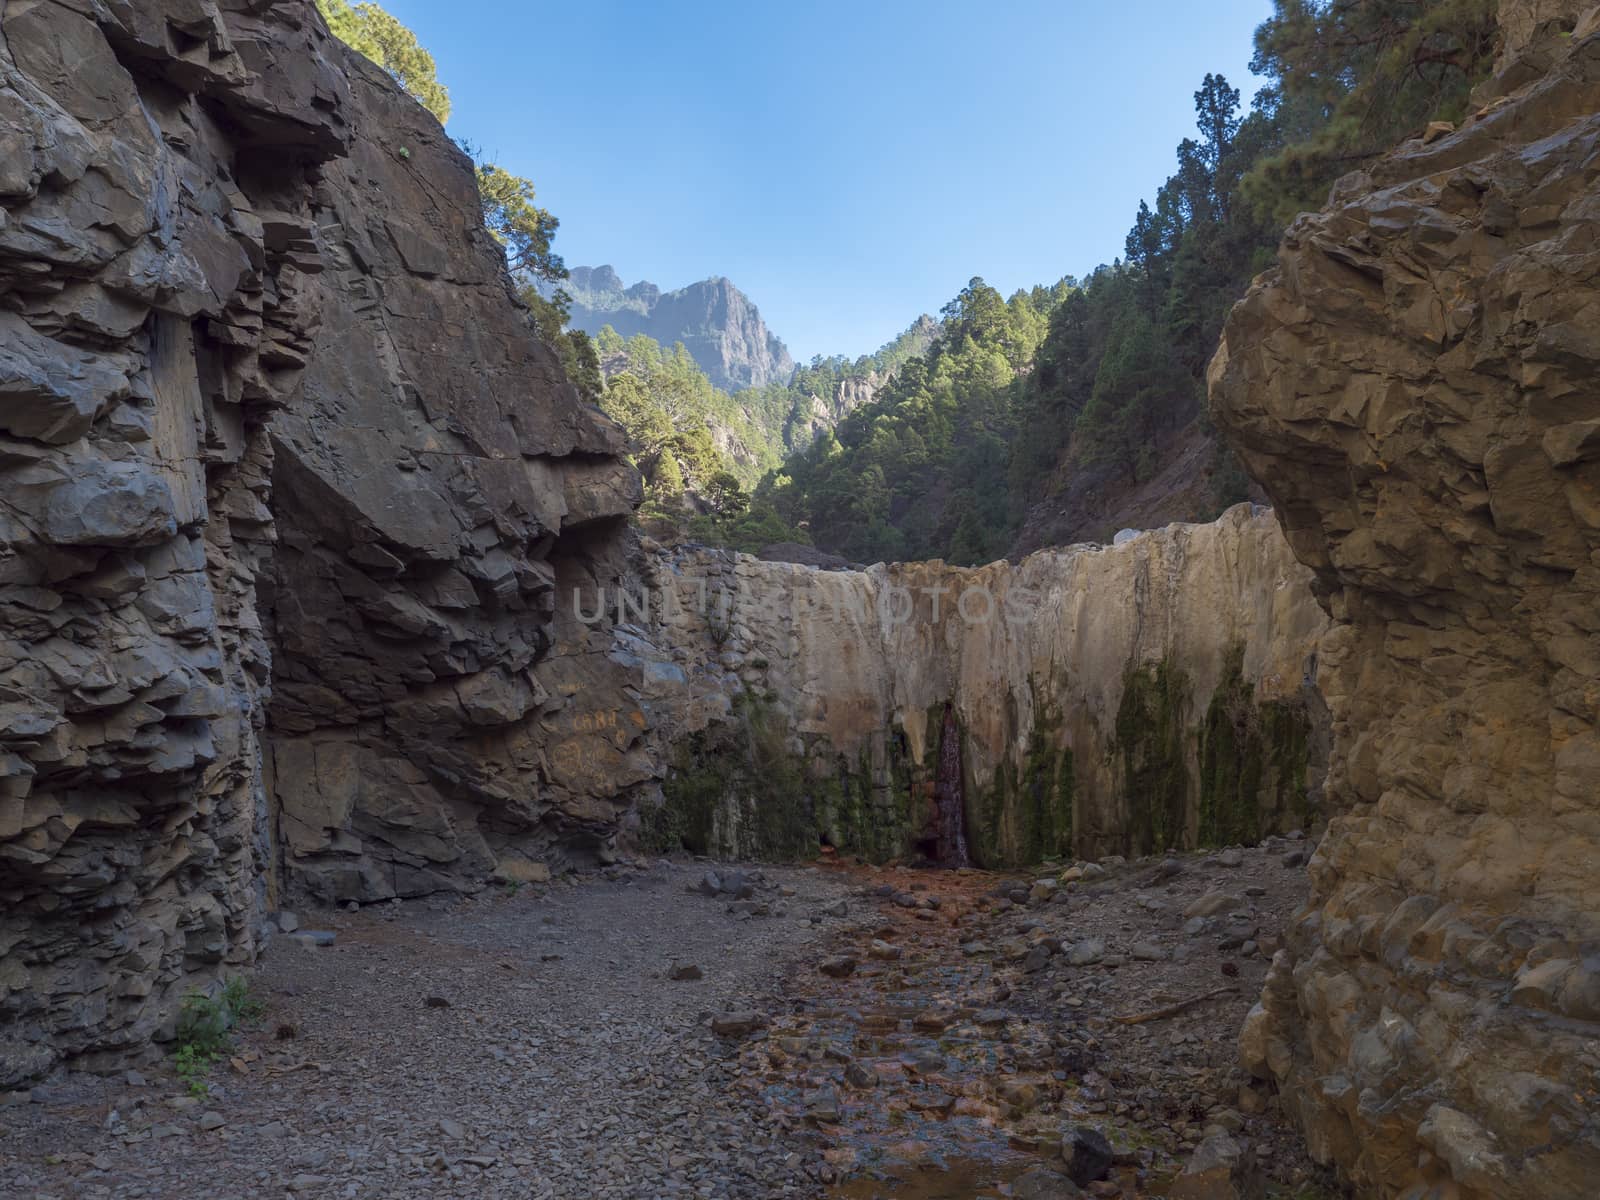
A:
934 703 970 867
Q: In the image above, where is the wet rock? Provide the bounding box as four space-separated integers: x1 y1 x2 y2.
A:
1062 1125 1114 1186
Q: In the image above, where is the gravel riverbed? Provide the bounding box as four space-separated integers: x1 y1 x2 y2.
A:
3 844 1337 1199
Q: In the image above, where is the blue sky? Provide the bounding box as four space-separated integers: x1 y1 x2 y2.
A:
380 0 1273 362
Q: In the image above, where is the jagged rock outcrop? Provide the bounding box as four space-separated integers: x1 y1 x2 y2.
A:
538 505 1328 867
1210 6 1600 1195
564 265 795 391
786 368 886 447
0 0 634 1086
263 33 638 907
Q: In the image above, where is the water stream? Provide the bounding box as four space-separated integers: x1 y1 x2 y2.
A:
934 704 970 868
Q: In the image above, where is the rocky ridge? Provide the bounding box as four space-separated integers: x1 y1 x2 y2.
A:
1210 3 1600 1195
565 265 796 391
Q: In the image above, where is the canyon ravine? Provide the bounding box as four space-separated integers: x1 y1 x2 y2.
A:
2 1 1599 1198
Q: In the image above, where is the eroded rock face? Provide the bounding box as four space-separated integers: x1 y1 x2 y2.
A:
263 40 638 907
549 505 1328 867
1210 7 1600 1196
0 1 633 1084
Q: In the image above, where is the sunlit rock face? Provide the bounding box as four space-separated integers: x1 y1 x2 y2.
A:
553 505 1328 869
0 0 634 1085
1209 5 1600 1195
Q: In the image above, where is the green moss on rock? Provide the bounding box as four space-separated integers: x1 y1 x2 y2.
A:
1197 643 1313 847
1114 658 1190 856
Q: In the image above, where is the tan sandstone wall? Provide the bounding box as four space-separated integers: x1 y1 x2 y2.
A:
541 505 1328 867
1210 6 1600 1196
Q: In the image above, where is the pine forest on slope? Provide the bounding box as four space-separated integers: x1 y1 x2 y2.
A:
322 0 1503 566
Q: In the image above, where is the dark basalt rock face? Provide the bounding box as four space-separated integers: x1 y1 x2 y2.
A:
1210 5 1600 1196
0 0 637 1085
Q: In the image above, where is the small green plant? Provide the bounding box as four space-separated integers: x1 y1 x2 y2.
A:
170 976 264 1096
173 1042 218 1097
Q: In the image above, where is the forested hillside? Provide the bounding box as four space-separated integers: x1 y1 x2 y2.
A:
323 0 1506 567
746 1 1503 566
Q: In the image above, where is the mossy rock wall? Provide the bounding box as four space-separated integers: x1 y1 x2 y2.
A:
645 651 1316 869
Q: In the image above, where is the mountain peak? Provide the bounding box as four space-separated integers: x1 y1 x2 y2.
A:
563 267 794 391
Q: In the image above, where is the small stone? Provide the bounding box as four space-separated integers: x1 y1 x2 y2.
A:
1184 892 1243 919
197 1111 226 1131
275 910 299 933
904 1049 944 1075
1168 1133 1261 1200
1216 849 1244 868
844 1062 878 1089
1080 863 1107 883
667 963 703 981
1281 849 1307 868
1131 941 1168 962
711 1011 768 1037
423 995 451 1008
868 939 902 960
806 1088 841 1124
289 930 336 948
819 955 858 978
1013 1164 1085 1198
438 1117 466 1140
820 899 848 918
1067 938 1105 966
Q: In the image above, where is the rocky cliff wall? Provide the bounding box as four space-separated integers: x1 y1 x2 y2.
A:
0 0 634 1086
547 505 1328 869
1210 6 1600 1196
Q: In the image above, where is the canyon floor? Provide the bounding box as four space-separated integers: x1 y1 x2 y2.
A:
2 846 1341 1199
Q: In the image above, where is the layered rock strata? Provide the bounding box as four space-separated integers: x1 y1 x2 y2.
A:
0 0 633 1085
1210 6 1600 1195
549 504 1329 868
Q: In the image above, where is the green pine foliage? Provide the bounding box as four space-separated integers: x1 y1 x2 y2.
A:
315 0 451 124
318 0 1506 564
